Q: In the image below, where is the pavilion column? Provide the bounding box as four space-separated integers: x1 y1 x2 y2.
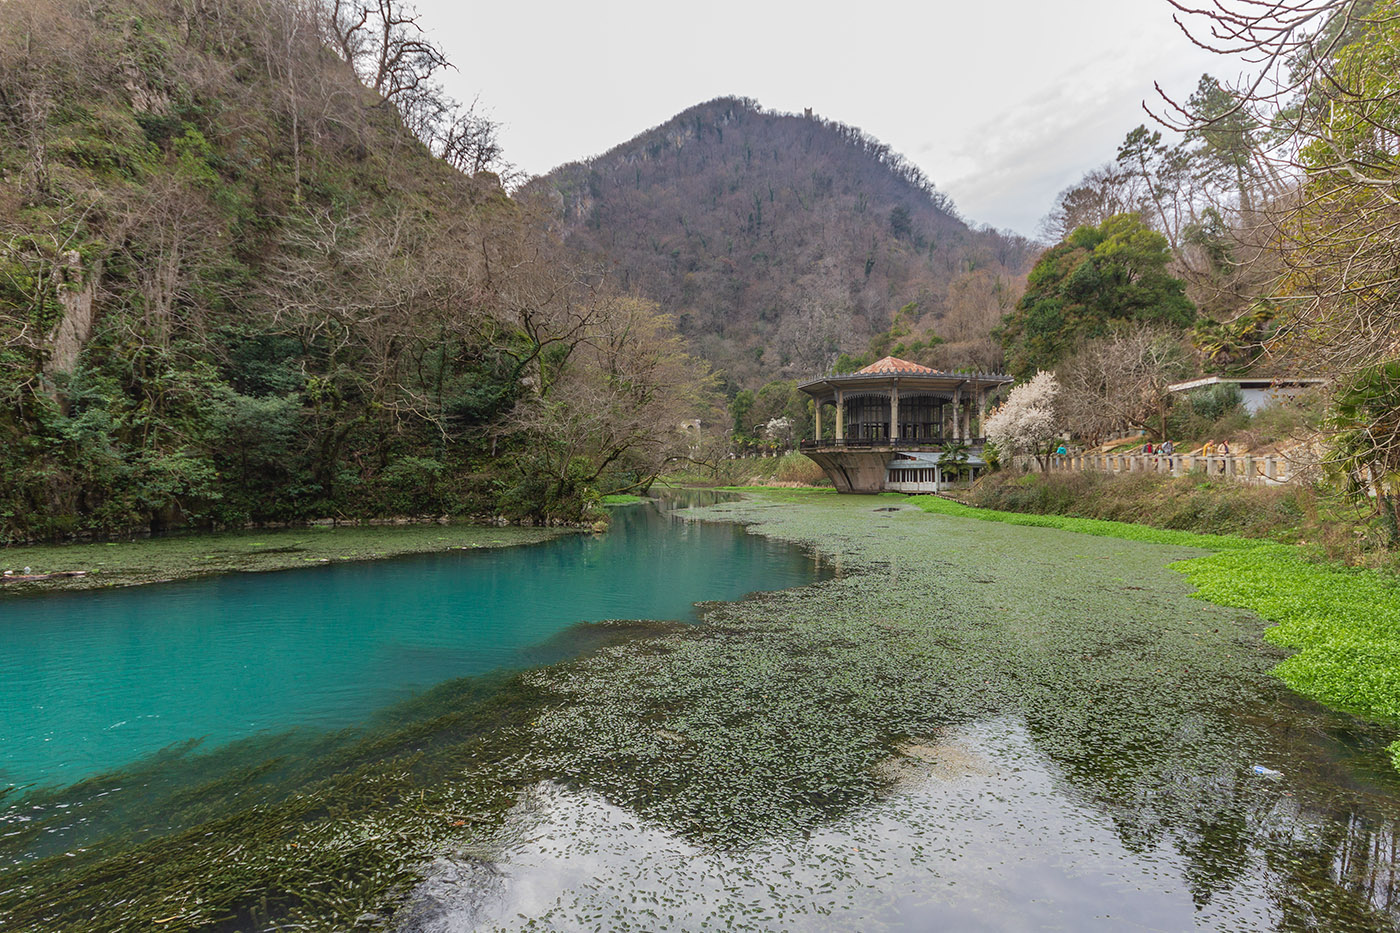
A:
952 387 963 442
814 402 823 443
890 384 900 442
835 389 845 441
974 383 986 440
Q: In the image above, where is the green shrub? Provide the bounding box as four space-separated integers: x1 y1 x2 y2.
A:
774 452 828 485
1189 382 1244 421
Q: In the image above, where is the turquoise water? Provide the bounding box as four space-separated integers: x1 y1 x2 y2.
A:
0 498 821 790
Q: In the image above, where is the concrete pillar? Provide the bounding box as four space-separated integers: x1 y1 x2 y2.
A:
1244 455 1256 484
814 402 822 443
1266 458 1277 481
952 387 963 442
890 385 900 443
835 390 845 441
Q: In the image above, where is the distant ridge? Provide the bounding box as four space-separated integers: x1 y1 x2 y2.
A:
528 97 1036 387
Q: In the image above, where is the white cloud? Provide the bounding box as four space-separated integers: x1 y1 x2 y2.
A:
420 0 1232 237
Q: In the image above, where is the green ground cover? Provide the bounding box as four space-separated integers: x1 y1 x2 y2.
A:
601 494 646 505
1186 547 1400 759
909 492 1400 766
0 524 564 592
908 493 1262 549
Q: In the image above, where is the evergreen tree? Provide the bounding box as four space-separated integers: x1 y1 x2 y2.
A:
995 214 1194 378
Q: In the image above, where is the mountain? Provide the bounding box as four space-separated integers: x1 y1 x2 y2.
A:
526 97 1038 387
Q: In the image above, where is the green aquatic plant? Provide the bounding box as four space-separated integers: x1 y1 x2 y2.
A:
0 670 550 931
1178 545 1400 756
909 490 1400 769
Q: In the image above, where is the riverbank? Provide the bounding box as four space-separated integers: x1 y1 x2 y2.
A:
963 470 1393 566
6 490 1400 931
0 523 566 593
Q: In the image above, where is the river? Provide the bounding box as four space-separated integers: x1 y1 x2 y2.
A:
4 491 1400 932
0 493 820 790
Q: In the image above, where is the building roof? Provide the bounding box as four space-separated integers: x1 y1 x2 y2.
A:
1167 375 1329 393
797 365 1012 400
856 356 938 375
887 450 986 469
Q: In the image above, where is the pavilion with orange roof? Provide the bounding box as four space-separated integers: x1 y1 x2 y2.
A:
796 357 1012 493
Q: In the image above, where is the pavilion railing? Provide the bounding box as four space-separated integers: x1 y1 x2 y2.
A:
799 437 987 451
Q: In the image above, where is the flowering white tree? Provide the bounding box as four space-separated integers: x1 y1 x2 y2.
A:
762 416 794 445
984 371 1061 471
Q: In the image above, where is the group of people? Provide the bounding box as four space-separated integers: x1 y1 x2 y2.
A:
1053 438 1235 470
1051 439 1236 459
1200 440 1230 457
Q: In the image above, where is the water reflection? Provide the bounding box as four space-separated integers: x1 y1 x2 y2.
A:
401 717 1400 932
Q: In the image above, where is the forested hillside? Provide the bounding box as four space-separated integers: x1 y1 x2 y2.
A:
528 98 1037 387
0 0 714 541
987 0 1400 541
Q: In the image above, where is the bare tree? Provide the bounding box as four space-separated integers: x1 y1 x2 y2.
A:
1157 0 1400 489
434 100 510 177
1040 163 1149 241
504 294 718 511
1056 325 1192 443
324 0 449 105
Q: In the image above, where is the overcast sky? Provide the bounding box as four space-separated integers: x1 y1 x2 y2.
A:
419 0 1230 238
